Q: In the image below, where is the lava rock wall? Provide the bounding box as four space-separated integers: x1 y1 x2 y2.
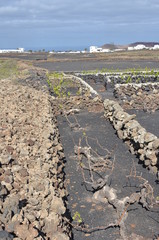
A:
114 82 159 112
104 99 159 174
77 73 159 88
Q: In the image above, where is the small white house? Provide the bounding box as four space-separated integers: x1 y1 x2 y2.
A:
134 44 147 50
102 48 111 53
128 46 134 51
0 48 24 53
153 45 159 50
90 46 103 53
18 48 25 53
114 49 124 52
128 44 147 51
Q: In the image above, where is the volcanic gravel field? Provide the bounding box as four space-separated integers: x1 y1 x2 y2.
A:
0 55 159 240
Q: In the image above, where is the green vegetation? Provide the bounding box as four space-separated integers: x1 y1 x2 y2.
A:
46 71 82 97
46 71 64 79
72 211 83 224
53 79 65 97
81 66 159 84
125 75 132 83
0 59 19 80
46 72 66 97
82 66 159 75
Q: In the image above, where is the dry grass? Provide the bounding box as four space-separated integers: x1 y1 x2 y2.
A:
47 50 159 63
94 49 159 61
0 59 19 80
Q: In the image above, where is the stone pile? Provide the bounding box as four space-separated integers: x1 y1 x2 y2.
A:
104 99 159 174
114 82 159 112
0 79 69 240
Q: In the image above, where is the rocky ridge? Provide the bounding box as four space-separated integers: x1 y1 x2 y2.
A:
0 78 69 240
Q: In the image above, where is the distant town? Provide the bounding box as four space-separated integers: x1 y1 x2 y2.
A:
90 43 159 53
0 42 159 54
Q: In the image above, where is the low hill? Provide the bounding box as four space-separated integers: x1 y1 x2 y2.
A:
129 42 159 47
101 42 159 50
101 43 128 50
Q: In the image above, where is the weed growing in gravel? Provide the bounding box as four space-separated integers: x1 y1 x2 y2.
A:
46 71 64 97
125 75 132 83
47 71 64 79
46 78 52 88
53 79 66 97
73 211 83 224
136 77 141 83
47 71 81 97
76 89 82 95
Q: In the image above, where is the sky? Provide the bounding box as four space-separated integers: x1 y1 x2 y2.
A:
0 0 159 50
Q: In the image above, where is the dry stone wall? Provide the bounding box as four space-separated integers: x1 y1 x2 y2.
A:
0 79 70 240
77 72 159 112
114 82 159 112
104 99 159 174
76 72 159 87
106 74 159 85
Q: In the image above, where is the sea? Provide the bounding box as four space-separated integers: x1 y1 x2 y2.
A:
25 46 89 52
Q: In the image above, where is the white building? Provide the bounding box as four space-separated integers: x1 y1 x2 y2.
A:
90 43 159 53
134 44 147 50
90 45 123 53
128 44 147 51
90 46 103 53
128 46 134 51
152 44 159 50
114 49 124 52
102 48 111 53
0 48 24 53
128 44 159 51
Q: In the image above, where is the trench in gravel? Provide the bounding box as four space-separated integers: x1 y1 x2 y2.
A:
57 109 159 240
54 74 159 240
83 75 159 138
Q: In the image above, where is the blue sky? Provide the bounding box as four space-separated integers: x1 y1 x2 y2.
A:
0 0 159 50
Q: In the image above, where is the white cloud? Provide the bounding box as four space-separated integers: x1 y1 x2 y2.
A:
0 6 18 14
0 0 159 26
0 0 159 48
